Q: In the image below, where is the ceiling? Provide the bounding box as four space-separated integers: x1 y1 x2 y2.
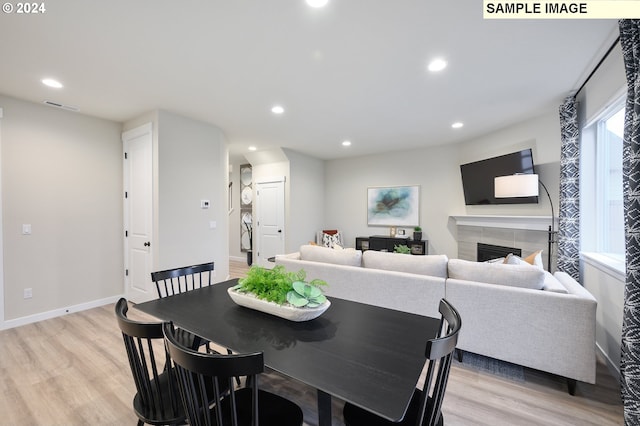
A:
0 1 619 161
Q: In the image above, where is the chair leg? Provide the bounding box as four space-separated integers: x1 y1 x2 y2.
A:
455 349 463 362
567 378 576 395
137 420 143 426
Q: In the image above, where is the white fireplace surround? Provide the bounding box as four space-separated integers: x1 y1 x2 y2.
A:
450 215 557 231
451 215 557 270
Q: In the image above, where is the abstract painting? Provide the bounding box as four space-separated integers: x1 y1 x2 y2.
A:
367 185 420 227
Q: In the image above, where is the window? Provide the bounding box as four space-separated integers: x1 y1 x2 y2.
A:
581 97 625 265
597 104 624 258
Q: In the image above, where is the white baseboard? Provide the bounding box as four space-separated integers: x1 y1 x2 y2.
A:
596 342 621 381
0 294 123 330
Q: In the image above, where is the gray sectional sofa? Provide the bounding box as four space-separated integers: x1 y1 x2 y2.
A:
275 245 597 393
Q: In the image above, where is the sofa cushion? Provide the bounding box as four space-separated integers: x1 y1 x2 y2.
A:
447 258 545 290
542 271 569 293
362 250 448 278
299 244 362 267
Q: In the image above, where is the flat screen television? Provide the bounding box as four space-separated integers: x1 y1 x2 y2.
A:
460 149 538 205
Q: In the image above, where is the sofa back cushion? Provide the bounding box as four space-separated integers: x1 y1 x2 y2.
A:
299 244 362 267
447 258 545 290
362 250 448 278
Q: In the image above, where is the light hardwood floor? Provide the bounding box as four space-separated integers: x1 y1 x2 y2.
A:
0 260 623 425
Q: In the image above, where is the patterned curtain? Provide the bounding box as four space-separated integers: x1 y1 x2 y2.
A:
557 96 580 279
620 19 640 425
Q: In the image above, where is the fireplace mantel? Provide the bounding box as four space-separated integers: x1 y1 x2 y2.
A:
450 215 557 231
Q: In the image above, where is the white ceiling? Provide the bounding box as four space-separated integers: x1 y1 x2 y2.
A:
0 1 619 160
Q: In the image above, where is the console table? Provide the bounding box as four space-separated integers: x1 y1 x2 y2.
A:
356 235 427 255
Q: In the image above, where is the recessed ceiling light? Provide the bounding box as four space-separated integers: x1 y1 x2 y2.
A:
342 140 352 147
271 105 285 114
427 58 447 72
42 78 63 89
248 146 257 151
306 0 329 8
451 122 464 129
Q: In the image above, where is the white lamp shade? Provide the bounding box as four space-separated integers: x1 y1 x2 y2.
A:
494 174 539 198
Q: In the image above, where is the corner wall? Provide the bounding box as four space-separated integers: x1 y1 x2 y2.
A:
324 110 562 258
1 94 123 324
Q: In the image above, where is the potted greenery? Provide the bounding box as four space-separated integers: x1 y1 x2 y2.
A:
228 265 330 321
413 226 422 241
394 244 411 254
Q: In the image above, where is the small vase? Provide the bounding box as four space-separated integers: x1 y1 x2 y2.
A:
413 232 422 241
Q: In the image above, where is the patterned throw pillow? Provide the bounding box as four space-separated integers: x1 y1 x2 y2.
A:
322 231 341 248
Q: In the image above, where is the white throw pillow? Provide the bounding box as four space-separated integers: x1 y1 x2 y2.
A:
504 252 544 270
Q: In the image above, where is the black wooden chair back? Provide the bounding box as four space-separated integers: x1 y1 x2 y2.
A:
163 322 304 426
343 298 462 426
151 262 215 298
115 298 184 426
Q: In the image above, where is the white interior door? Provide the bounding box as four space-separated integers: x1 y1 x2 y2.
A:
123 123 154 303
256 178 285 268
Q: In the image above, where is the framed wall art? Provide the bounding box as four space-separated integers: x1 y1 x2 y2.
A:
367 185 420 227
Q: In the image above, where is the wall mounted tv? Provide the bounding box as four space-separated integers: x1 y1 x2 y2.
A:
460 149 538 205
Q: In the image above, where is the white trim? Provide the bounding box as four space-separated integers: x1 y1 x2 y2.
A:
450 215 556 231
581 251 625 282
0 108 4 330
0 295 123 330
256 175 286 184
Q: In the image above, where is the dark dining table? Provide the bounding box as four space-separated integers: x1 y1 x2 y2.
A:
134 279 440 426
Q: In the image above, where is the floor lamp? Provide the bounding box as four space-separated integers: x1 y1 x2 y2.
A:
494 173 556 271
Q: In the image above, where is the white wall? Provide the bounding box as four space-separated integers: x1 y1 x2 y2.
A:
325 110 562 258
578 41 626 376
283 149 324 251
0 95 123 323
155 111 229 279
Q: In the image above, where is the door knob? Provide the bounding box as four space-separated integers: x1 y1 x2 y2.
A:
144 242 151 247
278 229 282 233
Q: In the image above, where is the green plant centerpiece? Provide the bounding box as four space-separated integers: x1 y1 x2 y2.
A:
229 265 330 321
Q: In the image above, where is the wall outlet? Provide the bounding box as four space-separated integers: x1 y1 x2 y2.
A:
23 288 32 299
201 200 210 209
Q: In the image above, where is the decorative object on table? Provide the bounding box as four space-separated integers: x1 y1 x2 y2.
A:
394 244 411 254
389 226 397 237
494 173 556 271
413 226 422 241
229 265 330 321
367 185 420 227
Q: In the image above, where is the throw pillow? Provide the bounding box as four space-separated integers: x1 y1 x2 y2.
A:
524 250 544 268
504 252 543 270
322 231 342 248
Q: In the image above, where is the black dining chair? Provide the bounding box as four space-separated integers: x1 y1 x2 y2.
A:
115 298 185 426
151 262 215 351
163 322 304 426
151 261 215 298
342 299 462 426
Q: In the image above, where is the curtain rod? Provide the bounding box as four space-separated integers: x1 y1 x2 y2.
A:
574 36 620 98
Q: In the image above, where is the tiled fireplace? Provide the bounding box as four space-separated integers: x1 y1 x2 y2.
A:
451 215 554 270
